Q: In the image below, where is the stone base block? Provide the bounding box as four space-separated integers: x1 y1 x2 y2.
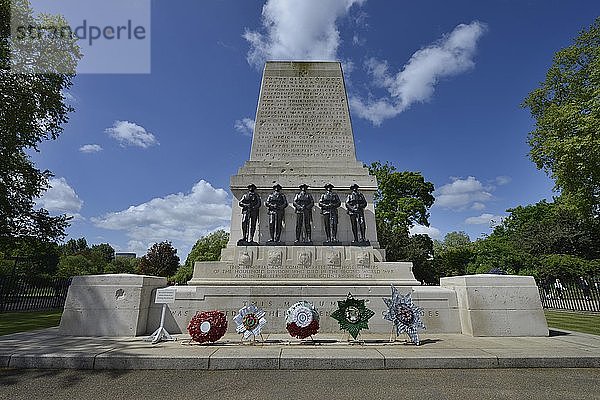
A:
440 274 548 337
189 246 419 286
59 274 167 337
146 285 460 335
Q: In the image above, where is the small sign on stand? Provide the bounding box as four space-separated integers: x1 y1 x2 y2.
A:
145 287 177 344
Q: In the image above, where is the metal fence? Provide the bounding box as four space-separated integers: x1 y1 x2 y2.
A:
0 276 71 312
537 277 600 312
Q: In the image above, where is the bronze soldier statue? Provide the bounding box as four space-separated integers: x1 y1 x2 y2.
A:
238 183 261 245
293 184 314 243
318 183 341 244
345 183 369 245
265 183 288 243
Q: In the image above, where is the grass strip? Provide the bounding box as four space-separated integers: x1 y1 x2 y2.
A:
544 310 600 336
0 310 62 336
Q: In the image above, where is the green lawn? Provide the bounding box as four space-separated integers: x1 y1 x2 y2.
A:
545 310 600 336
0 310 63 336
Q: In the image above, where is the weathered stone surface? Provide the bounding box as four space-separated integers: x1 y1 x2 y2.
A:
250 62 355 161
189 246 417 286
146 284 460 335
440 274 549 337
228 61 378 246
59 274 167 337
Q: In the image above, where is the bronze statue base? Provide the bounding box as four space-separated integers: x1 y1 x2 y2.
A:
322 240 341 246
351 240 371 247
294 240 313 246
236 239 259 246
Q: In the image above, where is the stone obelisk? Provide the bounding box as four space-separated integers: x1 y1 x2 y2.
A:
229 61 379 247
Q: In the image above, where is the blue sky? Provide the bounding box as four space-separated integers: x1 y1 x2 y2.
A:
32 0 600 259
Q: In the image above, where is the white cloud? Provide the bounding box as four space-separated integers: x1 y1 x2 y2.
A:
435 176 492 210
465 213 505 226
105 120 158 148
494 176 512 186
244 0 365 69
350 21 487 125
36 177 83 216
234 118 255 137
92 180 231 258
471 202 486 211
79 144 103 153
409 224 441 239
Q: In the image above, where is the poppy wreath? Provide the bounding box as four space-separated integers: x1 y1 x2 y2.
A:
187 310 228 343
285 301 319 339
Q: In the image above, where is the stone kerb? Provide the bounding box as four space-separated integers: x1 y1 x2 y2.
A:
59 274 167 337
440 274 549 337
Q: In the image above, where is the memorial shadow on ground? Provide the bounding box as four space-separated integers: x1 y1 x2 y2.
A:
548 329 570 337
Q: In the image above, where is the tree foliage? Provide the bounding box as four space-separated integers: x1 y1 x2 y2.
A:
172 230 229 284
433 232 474 280
0 0 80 250
184 230 229 266
523 17 600 217
499 199 600 259
467 199 600 280
138 241 180 278
368 162 435 264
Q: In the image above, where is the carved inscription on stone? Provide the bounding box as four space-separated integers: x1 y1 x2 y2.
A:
250 66 356 161
218 263 396 280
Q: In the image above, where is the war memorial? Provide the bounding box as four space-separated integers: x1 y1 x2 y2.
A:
58 61 548 339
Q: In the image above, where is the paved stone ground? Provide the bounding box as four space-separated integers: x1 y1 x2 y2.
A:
1 368 599 400
0 328 599 370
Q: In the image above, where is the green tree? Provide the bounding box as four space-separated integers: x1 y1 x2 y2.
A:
105 257 139 274
468 232 534 276
56 254 98 278
1 238 60 277
0 0 80 253
60 238 89 256
522 17 600 217
500 199 599 259
138 241 180 278
433 232 474 280
172 230 229 284
368 162 435 262
403 234 435 284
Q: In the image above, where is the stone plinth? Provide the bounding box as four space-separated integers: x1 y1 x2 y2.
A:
440 274 549 337
146 284 461 335
59 274 166 337
189 246 417 286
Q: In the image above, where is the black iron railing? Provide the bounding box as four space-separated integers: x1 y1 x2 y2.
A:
537 277 600 312
0 276 71 312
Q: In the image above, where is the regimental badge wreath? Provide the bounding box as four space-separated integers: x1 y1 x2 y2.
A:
234 304 267 339
285 301 319 339
382 285 426 345
187 310 228 344
330 293 375 339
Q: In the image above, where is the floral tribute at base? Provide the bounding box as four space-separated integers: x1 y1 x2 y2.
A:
234 304 267 339
187 310 228 344
382 285 425 345
285 301 320 339
330 292 375 339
